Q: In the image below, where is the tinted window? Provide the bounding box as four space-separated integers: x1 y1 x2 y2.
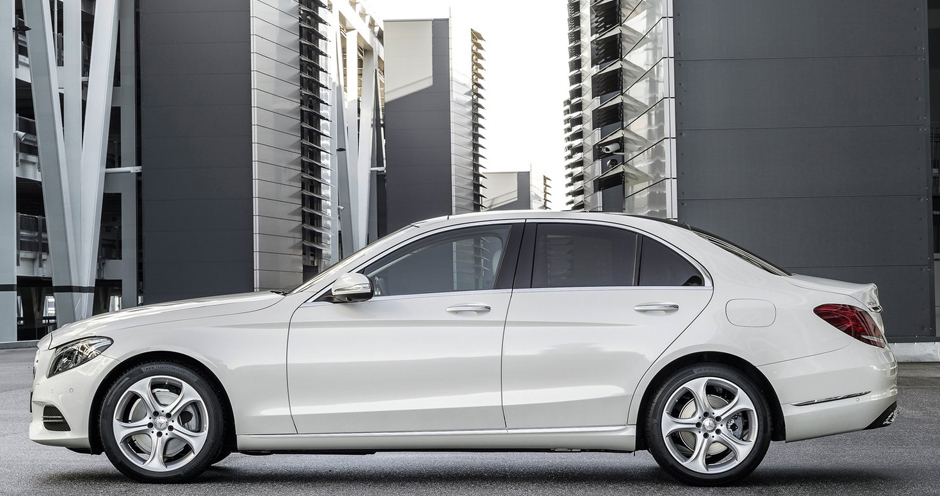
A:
638 236 704 286
363 225 512 297
532 224 637 288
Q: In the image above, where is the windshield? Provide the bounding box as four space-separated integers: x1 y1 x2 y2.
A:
288 225 418 294
694 230 791 277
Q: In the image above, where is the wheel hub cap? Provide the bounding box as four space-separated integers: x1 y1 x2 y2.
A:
154 415 169 430
702 418 717 432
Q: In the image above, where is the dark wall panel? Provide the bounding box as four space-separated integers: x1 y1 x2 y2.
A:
384 19 453 232
674 0 935 341
140 0 253 303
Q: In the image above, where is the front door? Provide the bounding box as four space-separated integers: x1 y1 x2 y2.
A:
288 223 522 434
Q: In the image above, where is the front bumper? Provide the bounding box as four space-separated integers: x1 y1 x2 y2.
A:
29 347 116 449
759 341 898 442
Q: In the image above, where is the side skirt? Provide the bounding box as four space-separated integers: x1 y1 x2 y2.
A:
237 425 637 453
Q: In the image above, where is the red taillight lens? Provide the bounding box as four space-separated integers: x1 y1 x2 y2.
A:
813 304 886 348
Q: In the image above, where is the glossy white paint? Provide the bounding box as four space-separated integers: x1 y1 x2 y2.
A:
29 211 897 458
725 299 776 327
288 291 511 433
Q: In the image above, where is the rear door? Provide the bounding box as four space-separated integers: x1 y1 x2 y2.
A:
501 221 713 429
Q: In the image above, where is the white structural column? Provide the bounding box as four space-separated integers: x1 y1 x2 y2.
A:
63 0 82 233
333 22 354 258
76 0 119 317
22 0 80 325
343 30 362 250
356 48 377 246
0 0 17 341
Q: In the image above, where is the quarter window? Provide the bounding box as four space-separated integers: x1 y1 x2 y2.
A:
531 224 638 288
638 236 704 287
363 225 513 297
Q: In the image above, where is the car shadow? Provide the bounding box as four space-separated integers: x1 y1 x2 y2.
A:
37 464 899 491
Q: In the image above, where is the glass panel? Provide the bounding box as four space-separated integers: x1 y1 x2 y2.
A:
532 224 638 288
638 236 703 286
364 226 512 297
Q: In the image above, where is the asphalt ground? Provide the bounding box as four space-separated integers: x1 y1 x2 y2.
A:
2 347 938 495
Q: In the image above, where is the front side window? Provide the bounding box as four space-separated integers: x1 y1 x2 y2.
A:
363 225 513 297
531 224 638 288
638 236 704 287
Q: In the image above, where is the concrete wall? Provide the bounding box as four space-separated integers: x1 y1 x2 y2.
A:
673 0 935 341
384 19 454 232
139 0 254 303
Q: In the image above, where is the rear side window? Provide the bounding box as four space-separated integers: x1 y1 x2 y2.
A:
638 236 704 287
531 224 638 288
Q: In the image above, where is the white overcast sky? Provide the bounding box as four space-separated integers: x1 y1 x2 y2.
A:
367 0 570 209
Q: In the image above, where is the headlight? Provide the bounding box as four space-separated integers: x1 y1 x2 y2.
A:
48 337 113 377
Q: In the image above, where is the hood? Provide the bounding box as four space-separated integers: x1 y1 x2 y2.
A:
786 274 882 313
48 291 284 349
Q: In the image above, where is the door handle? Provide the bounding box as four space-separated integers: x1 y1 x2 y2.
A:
446 304 491 313
634 302 679 313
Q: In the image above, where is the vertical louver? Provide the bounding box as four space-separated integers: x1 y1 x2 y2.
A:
471 29 487 211
299 0 331 269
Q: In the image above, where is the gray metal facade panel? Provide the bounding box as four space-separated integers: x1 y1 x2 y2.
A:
384 20 454 232
677 127 930 199
675 57 928 130
674 1 934 339
140 2 254 303
673 0 925 60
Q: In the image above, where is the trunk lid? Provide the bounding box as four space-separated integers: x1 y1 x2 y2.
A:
786 274 882 313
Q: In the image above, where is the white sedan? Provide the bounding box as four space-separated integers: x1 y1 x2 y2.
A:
29 211 898 485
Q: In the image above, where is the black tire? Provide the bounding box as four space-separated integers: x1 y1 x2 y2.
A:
99 362 225 483
213 449 232 465
644 363 772 486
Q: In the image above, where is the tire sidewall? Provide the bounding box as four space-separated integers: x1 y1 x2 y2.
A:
645 364 772 486
99 362 224 483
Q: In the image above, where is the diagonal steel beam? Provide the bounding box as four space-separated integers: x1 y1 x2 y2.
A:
76 0 120 319
22 0 80 325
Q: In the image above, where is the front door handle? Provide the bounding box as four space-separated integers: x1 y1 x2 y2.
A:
446 304 491 313
634 302 679 313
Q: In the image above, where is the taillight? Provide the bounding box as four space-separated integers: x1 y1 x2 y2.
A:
813 304 886 348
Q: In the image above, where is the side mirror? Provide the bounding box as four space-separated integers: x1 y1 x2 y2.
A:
330 273 374 303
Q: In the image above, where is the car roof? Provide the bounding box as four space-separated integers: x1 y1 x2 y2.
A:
417 210 694 234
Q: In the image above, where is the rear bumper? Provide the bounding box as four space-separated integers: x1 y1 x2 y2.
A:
759 341 898 442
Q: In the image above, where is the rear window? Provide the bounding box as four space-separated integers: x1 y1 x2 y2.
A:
695 231 791 277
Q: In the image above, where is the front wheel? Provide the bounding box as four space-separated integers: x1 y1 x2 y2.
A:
99 362 225 483
644 364 772 486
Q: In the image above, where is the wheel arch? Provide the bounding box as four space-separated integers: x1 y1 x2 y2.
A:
633 351 786 450
87 351 237 455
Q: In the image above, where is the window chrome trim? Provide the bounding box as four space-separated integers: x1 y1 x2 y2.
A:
521 218 714 288
299 289 512 308
512 286 712 295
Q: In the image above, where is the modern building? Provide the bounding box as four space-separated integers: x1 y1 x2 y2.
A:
483 168 551 211
2 0 138 342
0 0 389 342
563 0 939 356
382 16 487 233
138 0 386 303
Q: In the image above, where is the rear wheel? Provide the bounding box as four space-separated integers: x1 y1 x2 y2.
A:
99 362 224 483
645 364 772 486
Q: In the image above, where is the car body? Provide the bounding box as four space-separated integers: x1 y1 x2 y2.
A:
29 211 898 485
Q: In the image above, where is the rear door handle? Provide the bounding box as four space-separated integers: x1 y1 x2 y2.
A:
446 304 491 313
634 302 679 313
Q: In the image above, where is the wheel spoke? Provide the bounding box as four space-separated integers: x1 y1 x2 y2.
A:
717 431 754 461
166 382 201 418
141 434 167 471
126 378 161 413
682 435 713 473
714 390 755 420
661 414 699 437
113 418 150 442
684 377 712 416
168 424 207 455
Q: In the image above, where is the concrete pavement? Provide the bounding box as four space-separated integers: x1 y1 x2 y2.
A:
2 348 938 495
